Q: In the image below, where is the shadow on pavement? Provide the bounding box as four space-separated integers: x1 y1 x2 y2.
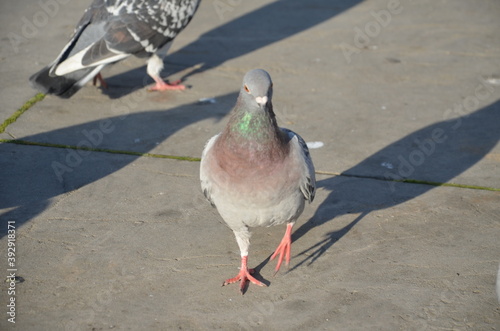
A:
290 99 500 270
0 92 237 237
102 0 363 98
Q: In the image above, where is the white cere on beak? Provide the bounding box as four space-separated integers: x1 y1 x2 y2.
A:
255 96 268 106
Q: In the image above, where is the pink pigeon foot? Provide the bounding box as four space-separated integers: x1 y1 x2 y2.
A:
149 77 186 91
270 223 294 274
223 256 266 294
92 73 108 89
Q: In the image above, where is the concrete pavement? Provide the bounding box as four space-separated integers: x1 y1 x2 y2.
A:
1 0 499 329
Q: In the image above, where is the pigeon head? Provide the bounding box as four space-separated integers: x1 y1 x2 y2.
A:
226 69 280 141
239 69 273 111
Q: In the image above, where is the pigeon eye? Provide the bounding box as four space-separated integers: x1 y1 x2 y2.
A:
244 85 250 93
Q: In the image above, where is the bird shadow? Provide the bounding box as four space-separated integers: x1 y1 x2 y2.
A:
101 0 363 98
286 99 500 271
0 92 237 237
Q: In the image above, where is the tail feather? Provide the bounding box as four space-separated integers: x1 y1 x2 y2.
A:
29 64 103 98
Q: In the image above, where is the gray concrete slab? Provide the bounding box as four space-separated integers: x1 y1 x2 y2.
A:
0 0 90 123
0 145 498 329
0 0 499 329
3 0 500 186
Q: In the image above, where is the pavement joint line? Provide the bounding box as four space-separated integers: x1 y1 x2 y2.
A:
0 138 201 162
1 138 498 192
0 93 45 134
1 93 498 192
315 170 500 192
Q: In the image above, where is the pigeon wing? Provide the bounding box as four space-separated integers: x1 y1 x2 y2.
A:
281 128 316 203
51 0 127 76
200 133 220 208
55 0 200 74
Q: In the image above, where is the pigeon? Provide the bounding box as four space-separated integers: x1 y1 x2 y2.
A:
200 69 316 294
29 0 201 98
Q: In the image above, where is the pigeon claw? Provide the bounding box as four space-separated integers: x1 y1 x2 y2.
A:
270 223 294 275
222 256 266 294
149 79 186 91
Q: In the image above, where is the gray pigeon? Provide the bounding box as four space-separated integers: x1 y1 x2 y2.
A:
29 0 201 98
200 69 316 293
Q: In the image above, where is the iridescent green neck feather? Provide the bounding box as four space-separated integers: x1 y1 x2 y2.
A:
237 112 254 134
229 109 275 142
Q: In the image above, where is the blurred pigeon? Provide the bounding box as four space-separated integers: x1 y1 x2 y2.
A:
29 0 201 98
200 69 316 294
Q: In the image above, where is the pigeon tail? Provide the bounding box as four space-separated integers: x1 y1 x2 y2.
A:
29 64 103 98
28 0 201 97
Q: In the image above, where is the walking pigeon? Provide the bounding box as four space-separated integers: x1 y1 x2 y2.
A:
200 69 316 294
29 0 201 98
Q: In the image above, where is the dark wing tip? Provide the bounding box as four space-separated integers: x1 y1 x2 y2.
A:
203 188 216 208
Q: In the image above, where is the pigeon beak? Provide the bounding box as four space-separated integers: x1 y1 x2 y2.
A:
255 96 268 108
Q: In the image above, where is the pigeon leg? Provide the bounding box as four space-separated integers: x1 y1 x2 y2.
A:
92 73 108 89
149 76 186 91
270 222 294 274
146 53 185 91
223 256 266 294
